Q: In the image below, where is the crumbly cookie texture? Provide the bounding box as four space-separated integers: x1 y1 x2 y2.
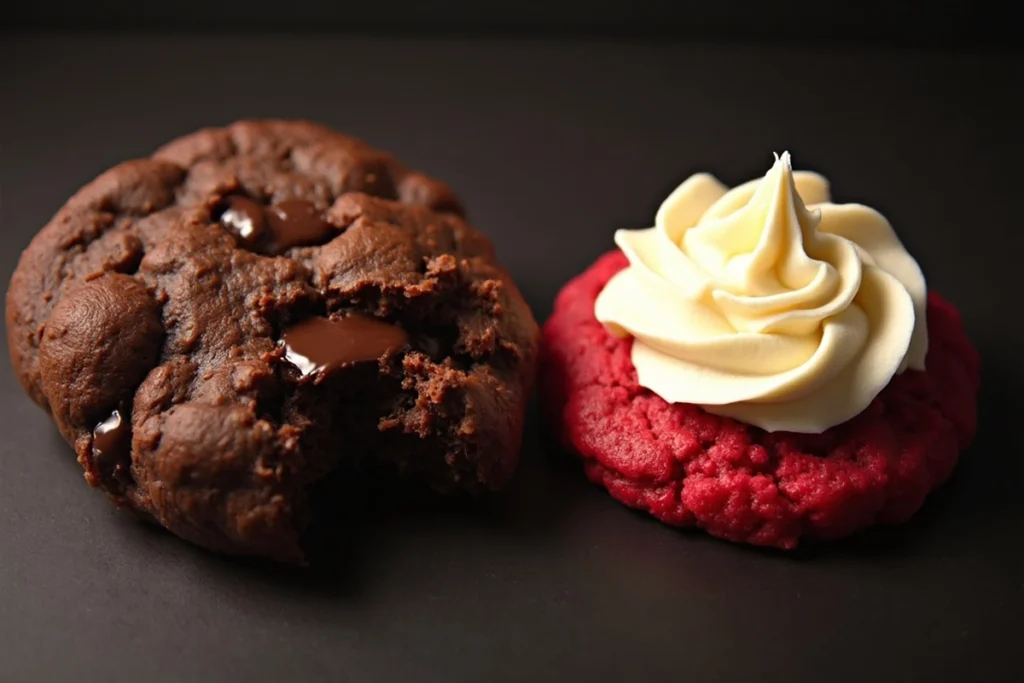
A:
541 251 978 549
7 120 538 564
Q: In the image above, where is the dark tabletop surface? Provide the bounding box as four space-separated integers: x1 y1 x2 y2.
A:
1 33 1022 683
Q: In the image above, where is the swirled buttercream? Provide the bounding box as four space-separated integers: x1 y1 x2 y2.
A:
594 152 927 433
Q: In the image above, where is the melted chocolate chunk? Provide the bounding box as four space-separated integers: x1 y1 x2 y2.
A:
219 196 267 249
265 200 334 251
282 314 410 377
218 197 332 254
92 409 132 488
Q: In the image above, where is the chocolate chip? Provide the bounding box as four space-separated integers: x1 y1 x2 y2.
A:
265 200 334 252
218 196 267 249
282 314 409 378
92 409 133 489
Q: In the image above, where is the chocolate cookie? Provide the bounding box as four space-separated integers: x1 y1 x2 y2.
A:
6 120 539 564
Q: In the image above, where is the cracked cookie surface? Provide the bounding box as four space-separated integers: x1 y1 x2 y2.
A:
7 120 539 564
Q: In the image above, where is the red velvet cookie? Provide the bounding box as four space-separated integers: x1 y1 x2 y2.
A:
541 250 979 549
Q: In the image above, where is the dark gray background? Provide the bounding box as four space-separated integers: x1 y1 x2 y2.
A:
3 0 1019 46
2 33 1022 683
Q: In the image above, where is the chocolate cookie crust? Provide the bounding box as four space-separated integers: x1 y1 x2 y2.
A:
6 120 539 564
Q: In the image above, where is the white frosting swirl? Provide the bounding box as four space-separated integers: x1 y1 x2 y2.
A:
594 153 928 433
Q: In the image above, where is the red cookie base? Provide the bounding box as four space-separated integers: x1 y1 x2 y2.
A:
541 251 980 549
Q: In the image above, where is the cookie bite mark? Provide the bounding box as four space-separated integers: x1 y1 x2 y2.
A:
281 314 410 379
38 273 164 440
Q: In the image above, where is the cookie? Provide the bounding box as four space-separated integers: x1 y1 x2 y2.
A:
7 120 539 564
542 248 979 549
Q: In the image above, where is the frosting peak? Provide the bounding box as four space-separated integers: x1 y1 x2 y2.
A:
595 153 928 433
